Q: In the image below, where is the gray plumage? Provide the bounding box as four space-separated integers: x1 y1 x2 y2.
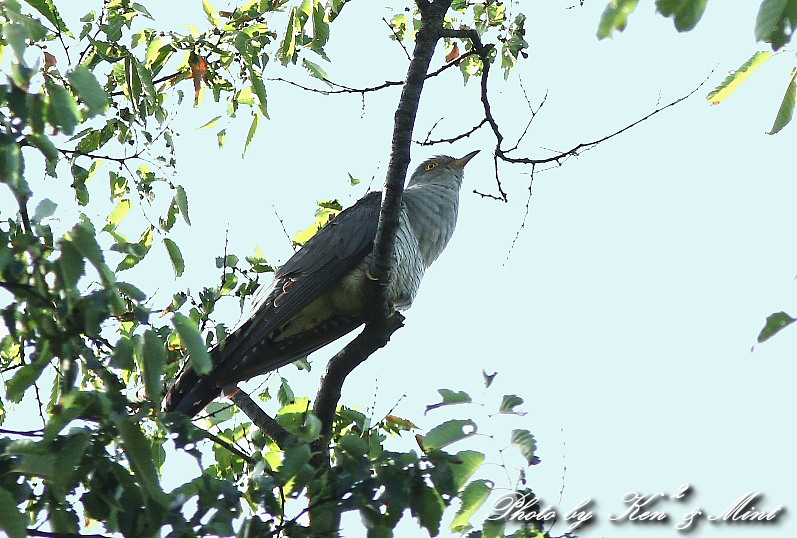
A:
164 151 479 416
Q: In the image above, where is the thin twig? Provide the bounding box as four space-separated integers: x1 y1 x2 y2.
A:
505 163 536 264
269 51 478 96
0 428 44 437
272 204 295 251
382 17 412 61
417 118 487 146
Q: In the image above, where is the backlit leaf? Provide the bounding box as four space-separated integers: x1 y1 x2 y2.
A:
706 51 772 104
767 67 797 134
243 113 259 157
175 185 191 225
450 479 492 533
67 65 110 116
597 0 639 38
164 238 185 277
424 419 477 450
103 199 131 232
172 313 212 375
249 67 269 118
198 115 221 130
112 415 168 506
24 0 70 33
511 429 540 466
425 388 472 413
141 330 166 408
45 79 80 135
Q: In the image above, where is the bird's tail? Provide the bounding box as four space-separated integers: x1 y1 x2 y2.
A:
163 365 220 417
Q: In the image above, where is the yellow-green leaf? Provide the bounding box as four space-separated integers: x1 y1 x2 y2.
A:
103 199 132 232
198 115 221 130
707 51 772 104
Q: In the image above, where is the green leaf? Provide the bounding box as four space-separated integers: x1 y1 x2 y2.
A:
597 0 639 39
249 67 269 118
0 487 26 538
102 199 131 232
482 518 506 538
220 272 238 295
3 23 28 62
117 281 146 301
301 58 330 84
767 67 797 135
172 313 212 375
243 113 259 157
425 388 472 413
163 238 185 277
57 240 85 288
23 0 70 33
278 378 295 406
26 133 58 175
71 220 119 295
450 479 493 533
67 65 110 116
175 185 191 225
410 482 445 536
6 343 51 403
511 429 540 466
110 336 135 370
757 311 796 342
205 401 235 426
276 405 322 442
33 198 57 221
115 227 153 271
499 394 526 415
655 0 708 31
278 7 297 65
45 79 81 135
112 415 168 506
217 128 227 149
198 115 221 130
754 0 797 49
706 51 772 104
450 450 485 492
424 419 477 450
141 330 166 408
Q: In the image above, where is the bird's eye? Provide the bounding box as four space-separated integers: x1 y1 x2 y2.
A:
425 161 438 171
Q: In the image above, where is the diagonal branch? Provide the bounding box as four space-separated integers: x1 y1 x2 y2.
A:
228 389 289 448
269 51 476 96
312 0 452 452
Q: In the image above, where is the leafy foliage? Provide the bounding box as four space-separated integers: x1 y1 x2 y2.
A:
0 1 553 537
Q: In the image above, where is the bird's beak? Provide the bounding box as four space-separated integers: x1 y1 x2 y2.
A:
451 150 480 170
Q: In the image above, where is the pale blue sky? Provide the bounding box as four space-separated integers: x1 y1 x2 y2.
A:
3 1 796 537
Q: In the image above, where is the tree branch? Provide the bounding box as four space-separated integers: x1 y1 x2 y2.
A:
228 389 289 448
312 0 452 451
268 51 475 96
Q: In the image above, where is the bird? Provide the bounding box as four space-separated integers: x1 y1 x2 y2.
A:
163 151 479 417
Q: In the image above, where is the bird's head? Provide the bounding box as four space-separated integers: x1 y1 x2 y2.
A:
407 150 480 187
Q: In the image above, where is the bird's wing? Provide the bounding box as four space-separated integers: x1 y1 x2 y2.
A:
164 191 382 415
212 191 382 378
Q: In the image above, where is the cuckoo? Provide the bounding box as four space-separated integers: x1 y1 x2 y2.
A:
164 151 479 416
